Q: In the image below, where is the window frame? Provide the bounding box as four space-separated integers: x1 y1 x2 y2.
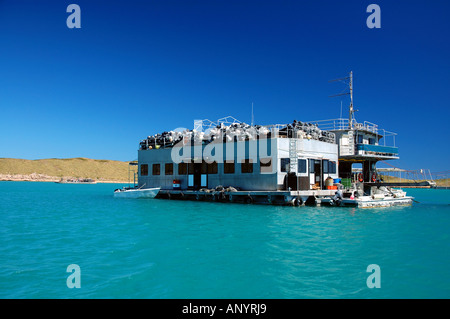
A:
260 157 273 173
241 159 253 174
178 162 188 175
152 163 160 176
140 164 148 176
224 160 235 174
309 159 315 174
165 163 173 175
329 161 337 174
323 159 329 174
207 162 218 174
298 159 307 173
280 158 290 173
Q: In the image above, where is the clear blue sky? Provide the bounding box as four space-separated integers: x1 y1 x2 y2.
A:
0 0 449 172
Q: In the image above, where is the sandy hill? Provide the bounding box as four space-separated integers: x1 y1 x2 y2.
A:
0 157 132 182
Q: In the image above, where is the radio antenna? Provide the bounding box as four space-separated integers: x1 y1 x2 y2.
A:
251 102 254 126
329 71 354 129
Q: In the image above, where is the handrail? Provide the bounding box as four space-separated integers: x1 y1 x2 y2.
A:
309 118 397 136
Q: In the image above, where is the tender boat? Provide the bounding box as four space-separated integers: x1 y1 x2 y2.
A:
56 178 97 184
113 162 160 198
113 186 160 198
322 187 414 208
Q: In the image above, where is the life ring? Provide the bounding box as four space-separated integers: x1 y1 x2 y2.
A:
358 173 364 182
371 172 377 182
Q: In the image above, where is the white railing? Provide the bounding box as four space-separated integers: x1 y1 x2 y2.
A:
309 118 381 134
309 118 398 147
195 116 242 131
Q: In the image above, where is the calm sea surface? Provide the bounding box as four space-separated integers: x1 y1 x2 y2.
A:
0 181 449 298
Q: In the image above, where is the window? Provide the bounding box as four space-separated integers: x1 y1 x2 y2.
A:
323 159 329 174
178 162 187 175
152 163 160 175
309 159 315 173
298 159 307 173
140 164 148 176
165 163 173 175
224 161 235 174
188 162 195 174
358 135 363 144
281 158 290 173
241 159 253 174
329 161 337 174
260 157 272 173
201 161 208 174
207 162 218 174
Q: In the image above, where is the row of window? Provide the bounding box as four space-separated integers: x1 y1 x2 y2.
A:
140 159 271 176
141 158 336 176
280 159 337 174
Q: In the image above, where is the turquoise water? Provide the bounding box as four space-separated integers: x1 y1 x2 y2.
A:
0 181 449 299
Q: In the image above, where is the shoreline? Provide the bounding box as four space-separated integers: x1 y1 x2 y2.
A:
0 158 131 184
0 179 128 184
0 174 127 184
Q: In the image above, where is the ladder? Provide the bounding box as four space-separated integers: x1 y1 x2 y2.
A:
347 129 355 155
289 138 298 173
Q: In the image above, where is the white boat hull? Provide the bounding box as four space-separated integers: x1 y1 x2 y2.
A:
113 187 160 199
322 196 414 208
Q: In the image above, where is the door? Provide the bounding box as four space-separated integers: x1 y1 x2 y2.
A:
191 162 208 190
314 160 323 189
285 172 298 190
193 163 202 190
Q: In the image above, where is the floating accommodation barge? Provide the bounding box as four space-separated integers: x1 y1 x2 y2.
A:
134 72 411 206
138 116 340 205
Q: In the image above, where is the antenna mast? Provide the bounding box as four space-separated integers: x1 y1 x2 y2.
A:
349 71 354 129
329 70 354 129
251 102 254 126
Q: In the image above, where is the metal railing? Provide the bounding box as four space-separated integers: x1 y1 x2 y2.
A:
309 118 397 147
309 118 381 133
194 116 242 131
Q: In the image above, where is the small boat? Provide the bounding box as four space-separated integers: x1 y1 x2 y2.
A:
113 186 160 198
56 178 97 184
322 187 414 208
113 162 160 198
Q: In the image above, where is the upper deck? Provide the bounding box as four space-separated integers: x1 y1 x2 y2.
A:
309 118 399 160
139 117 336 151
